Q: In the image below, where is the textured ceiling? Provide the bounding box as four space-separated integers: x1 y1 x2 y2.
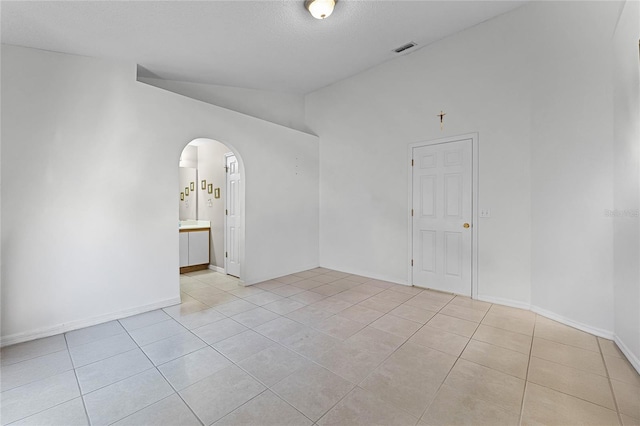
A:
1 1 526 94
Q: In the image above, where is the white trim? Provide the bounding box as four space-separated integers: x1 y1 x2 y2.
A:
614 335 640 374
243 263 322 286
477 294 532 311
208 264 225 274
0 297 181 348
407 133 479 298
320 266 408 287
477 294 618 341
530 305 614 340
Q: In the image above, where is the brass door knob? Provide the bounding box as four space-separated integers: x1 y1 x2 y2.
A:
463 223 470 228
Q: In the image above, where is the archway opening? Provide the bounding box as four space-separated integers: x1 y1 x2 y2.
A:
177 138 245 283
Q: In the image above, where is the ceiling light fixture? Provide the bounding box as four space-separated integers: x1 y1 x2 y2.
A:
305 0 335 20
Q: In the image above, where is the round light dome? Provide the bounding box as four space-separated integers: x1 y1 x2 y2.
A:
306 0 335 20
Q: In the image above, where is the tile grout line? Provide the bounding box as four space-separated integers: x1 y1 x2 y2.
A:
113 320 206 426
64 333 92 426
598 337 625 426
417 297 494 421
518 313 537 426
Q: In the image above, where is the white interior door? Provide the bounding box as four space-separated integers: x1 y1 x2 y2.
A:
225 154 241 278
412 139 472 296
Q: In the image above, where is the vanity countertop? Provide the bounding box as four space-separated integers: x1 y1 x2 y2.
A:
179 220 211 230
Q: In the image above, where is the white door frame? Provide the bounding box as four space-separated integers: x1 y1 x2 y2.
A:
407 133 479 299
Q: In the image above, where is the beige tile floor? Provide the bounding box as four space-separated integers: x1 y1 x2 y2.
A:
2 268 639 425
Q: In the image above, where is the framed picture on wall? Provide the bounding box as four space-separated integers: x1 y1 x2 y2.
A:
201 180 206 190
214 188 221 199
180 192 184 201
185 187 189 196
190 182 195 191
207 184 213 194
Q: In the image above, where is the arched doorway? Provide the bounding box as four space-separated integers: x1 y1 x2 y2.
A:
178 138 245 282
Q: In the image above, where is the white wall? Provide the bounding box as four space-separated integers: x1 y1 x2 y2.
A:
305 2 624 338
178 167 197 220
139 77 310 134
1 45 319 345
196 140 231 268
612 0 640 370
527 2 617 335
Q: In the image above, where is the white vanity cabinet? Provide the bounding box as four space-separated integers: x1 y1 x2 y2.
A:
179 228 210 272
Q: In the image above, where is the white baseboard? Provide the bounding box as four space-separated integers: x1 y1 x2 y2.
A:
243 264 320 286
477 295 619 341
0 297 181 348
208 264 225 274
318 265 408 286
614 335 640 374
476 294 531 311
530 304 614 340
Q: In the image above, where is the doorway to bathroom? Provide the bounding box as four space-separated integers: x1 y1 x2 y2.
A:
178 138 244 280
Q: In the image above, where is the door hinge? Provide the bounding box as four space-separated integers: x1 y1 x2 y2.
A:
411 159 414 166
225 251 228 258
411 259 414 266
225 166 229 173
225 209 228 215
411 209 414 216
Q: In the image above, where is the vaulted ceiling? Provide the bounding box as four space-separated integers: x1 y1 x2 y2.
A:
1 1 526 94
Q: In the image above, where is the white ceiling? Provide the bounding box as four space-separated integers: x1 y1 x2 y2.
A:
1 1 526 94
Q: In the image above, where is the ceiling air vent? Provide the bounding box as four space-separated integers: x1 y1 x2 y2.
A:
394 42 417 54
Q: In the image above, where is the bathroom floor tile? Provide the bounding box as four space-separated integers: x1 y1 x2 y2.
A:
212 330 275 362
141 331 206 366
83 368 174 425
128 319 187 346
191 318 247 345
336 304 385 325
158 347 232 391
10 397 88 426
7 269 639 426
271 364 354 421
0 350 73 392
389 304 437 324
369 314 422 339
119 310 171 331
527 356 615 410
253 316 307 342
65 321 125 348
112 394 200 426
230 307 280 328
262 298 306 315
0 370 80 425
427 313 479 338
68 333 137 368
172 307 227 330
443 358 525 414
215 391 312 426
534 316 599 352
472 324 532 355
605 355 640 386
521 382 620 426
532 337 606 376
422 384 519 426
179 365 265 425
461 339 529 379
237 344 312 387
409 325 469 357
318 386 419 426
75 348 152 394
1 335 67 367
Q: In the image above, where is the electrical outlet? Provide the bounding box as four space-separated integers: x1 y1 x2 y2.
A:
480 209 491 218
